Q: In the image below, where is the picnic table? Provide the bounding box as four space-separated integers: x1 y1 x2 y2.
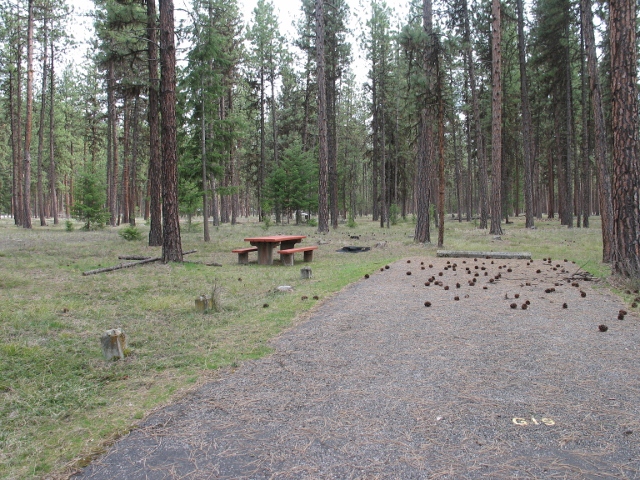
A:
244 235 306 265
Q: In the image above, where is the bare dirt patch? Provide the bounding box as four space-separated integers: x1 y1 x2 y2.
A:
74 256 640 479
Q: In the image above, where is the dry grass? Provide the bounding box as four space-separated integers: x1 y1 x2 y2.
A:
0 213 630 479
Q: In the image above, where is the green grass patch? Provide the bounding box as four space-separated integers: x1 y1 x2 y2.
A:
0 214 617 478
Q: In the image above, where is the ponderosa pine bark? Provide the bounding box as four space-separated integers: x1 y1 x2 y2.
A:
609 0 640 276
36 16 48 226
581 0 613 261
489 0 502 235
49 25 58 225
516 0 534 229
316 0 329 234
23 0 34 229
437 52 445 247
147 0 163 246
107 59 118 227
159 0 183 262
414 0 434 243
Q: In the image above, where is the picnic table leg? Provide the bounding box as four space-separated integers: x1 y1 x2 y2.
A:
281 253 294 266
256 243 274 265
279 240 300 263
303 250 314 262
238 252 249 265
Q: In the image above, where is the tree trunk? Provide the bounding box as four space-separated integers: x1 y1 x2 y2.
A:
49 26 58 225
437 53 445 247
36 17 48 227
579 20 589 228
315 0 329 234
229 88 238 225
271 61 280 224
516 0 534 228
23 0 34 229
107 59 118 227
414 0 434 243
122 95 131 224
147 0 163 246
489 0 502 235
610 0 640 276
129 93 140 225
258 64 266 220
581 0 613 261
328 75 339 229
10 5 24 226
201 84 210 242
159 0 183 263
562 34 574 228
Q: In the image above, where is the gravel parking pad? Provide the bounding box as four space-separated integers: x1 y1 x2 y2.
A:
76 257 640 479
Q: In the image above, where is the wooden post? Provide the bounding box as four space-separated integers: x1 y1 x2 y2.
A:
195 295 214 313
101 329 126 361
301 267 312 279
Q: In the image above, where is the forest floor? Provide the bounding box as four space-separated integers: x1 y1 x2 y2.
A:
1 214 639 479
75 254 640 479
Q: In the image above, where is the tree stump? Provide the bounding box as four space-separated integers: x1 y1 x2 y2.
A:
195 295 214 313
301 267 312 279
101 329 126 361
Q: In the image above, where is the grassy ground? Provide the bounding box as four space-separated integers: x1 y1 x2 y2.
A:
0 213 623 479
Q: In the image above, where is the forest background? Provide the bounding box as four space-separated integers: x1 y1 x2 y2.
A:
1 0 639 274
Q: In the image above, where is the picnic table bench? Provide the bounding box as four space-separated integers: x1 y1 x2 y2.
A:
277 245 318 266
240 235 307 265
232 246 258 264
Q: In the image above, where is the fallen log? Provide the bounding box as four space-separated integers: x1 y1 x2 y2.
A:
83 250 197 276
436 250 532 260
118 255 152 260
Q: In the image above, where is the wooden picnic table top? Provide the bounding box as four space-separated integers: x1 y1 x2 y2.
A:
244 235 306 243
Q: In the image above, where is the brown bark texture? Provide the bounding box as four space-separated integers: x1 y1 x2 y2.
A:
489 0 502 235
49 28 58 225
148 0 163 246
581 0 613 262
107 60 118 227
159 0 183 262
36 18 48 227
316 0 329 233
609 0 640 276
413 0 434 244
23 0 34 229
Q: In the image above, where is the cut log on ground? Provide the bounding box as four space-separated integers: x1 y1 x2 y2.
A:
83 250 197 276
118 255 152 260
436 250 532 260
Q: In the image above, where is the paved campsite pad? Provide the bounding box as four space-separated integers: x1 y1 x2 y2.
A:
76 258 640 479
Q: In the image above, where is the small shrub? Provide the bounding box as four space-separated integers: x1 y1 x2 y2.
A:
65 220 74 232
347 214 357 228
307 217 318 227
389 204 400 226
119 225 142 241
262 216 272 231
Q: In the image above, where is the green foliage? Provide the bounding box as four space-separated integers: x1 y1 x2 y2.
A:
347 214 357 228
307 217 318 227
389 204 400 226
72 173 109 230
178 178 202 232
262 216 272 230
119 225 142 241
266 141 318 221
65 220 74 232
